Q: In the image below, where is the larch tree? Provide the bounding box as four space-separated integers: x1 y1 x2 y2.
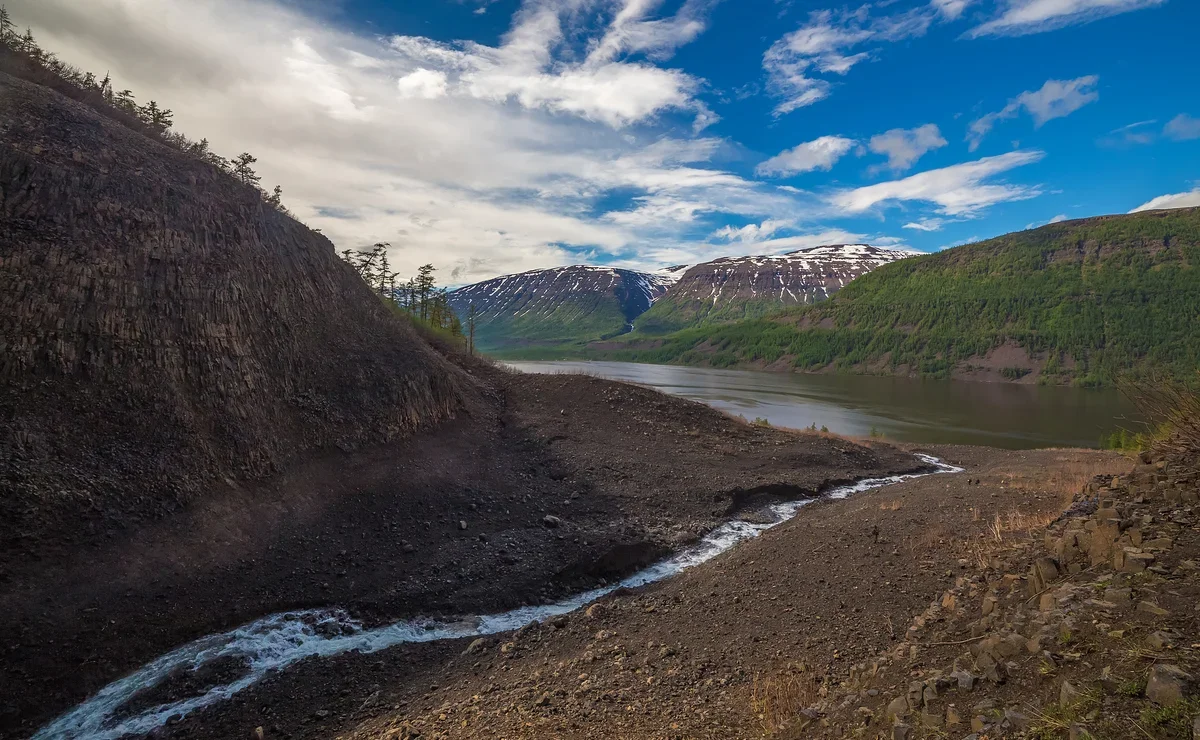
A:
231 153 260 187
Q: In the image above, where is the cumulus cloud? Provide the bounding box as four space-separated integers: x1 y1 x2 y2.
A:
967 0 1166 38
1130 188 1200 213
868 124 947 173
1165 114 1200 141
968 76 1098 151
711 219 792 242
756 136 857 177
11 0 819 281
829 150 1046 216
763 3 952 115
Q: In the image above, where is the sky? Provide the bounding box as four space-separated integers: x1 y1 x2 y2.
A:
10 0 1199 284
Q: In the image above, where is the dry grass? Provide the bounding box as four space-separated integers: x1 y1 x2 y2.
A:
878 499 903 511
959 508 1058 568
987 454 1130 509
750 671 820 735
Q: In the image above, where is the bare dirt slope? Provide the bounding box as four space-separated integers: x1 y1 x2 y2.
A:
134 447 1131 740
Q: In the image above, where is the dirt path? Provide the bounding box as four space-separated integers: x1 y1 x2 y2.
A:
4 371 917 738
132 446 1127 739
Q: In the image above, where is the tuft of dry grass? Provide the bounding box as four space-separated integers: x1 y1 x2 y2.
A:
750 671 820 735
878 499 903 511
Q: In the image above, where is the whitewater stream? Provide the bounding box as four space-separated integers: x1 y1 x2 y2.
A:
35 454 962 740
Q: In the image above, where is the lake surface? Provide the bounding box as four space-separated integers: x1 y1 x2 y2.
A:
507 361 1141 449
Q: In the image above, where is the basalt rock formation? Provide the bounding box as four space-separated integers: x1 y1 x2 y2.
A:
0 70 471 556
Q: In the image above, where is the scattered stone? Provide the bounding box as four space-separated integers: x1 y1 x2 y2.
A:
252 728 265 740
464 638 489 655
1146 664 1194 705
457 520 468 531
886 696 909 721
1146 631 1176 650
891 723 912 740
542 515 562 529
1137 601 1170 617
1060 680 1087 707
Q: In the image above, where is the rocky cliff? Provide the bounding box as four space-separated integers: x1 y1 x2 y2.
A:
634 244 917 334
447 265 679 351
0 71 472 554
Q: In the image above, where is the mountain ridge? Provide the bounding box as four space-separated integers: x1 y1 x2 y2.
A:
590 208 1200 385
448 245 913 353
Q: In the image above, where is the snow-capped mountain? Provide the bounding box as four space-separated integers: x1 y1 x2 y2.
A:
447 265 675 350
634 244 918 334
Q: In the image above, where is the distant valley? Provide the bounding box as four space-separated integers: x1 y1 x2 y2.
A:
448 244 911 354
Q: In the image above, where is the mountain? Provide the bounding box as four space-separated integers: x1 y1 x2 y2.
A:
0 68 471 554
603 209 1200 385
633 244 917 334
447 265 681 350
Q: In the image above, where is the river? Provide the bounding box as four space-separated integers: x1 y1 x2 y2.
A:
506 361 1139 449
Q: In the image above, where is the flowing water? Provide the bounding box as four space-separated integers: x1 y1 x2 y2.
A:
37 457 963 740
508 361 1139 449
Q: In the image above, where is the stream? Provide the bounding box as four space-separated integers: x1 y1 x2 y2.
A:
35 455 962 740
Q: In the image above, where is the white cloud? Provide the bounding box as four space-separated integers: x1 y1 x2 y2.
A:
711 219 792 242
11 0 810 282
903 217 949 231
1165 114 1200 141
1130 188 1200 213
932 0 976 20
967 0 1166 38
1097 119 1157 147
1048 213 1069 223
396 68 448 99
756 136 857 177
968 76 1098 151
829 150 1046 216
763 3 949 115
868 124 947 172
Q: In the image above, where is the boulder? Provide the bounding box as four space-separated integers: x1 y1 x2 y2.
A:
542 515 562 529
1146 664 1194 705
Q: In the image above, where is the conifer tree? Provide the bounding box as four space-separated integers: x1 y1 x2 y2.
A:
231 153 260 187
0 8 15 43
467 303 478 355
416 264 436 321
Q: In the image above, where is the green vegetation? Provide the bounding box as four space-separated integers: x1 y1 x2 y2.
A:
339 246 465 340
1100 428 1149 452
1139 698 1200 738
588 209 1200 386
635 294 806 335
472 298 633 352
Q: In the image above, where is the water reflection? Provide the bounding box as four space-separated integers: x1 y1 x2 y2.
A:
507 361 1139 449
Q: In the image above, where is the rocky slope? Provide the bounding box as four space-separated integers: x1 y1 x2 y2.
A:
446 265 681 351
0 69 471 559
634 244 917 335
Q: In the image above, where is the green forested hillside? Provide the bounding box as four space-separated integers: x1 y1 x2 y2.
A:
595 208 1200 385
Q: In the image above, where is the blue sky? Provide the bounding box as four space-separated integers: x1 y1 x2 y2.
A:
15 0 1199 282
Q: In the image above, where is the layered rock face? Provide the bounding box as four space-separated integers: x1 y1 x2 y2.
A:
447 265 679 349
0 72 470 551
634 244 916 334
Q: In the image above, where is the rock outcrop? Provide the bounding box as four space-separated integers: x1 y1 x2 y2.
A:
0 71 471 553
